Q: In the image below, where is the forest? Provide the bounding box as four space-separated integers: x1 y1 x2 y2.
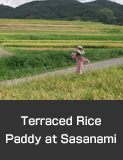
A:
0 0 123 24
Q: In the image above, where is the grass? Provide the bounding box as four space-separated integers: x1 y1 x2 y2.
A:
0 35 123 41
0 63 122 100
0 48 123 82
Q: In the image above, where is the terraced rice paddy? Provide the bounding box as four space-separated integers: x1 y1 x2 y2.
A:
1 41 123 48
0 19 123 50
0 19 123 100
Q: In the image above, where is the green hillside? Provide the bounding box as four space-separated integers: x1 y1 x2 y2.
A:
0 5 13 17
0 0 123 24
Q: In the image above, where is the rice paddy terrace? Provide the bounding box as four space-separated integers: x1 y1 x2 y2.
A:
0 19 123 50
0 19 123 83
0 19 123 100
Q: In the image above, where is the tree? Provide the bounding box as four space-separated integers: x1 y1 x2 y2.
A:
97 8 116 24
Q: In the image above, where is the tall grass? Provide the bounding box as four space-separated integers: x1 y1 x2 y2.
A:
0 64 122 100
0 50 76 81
0 48 123 82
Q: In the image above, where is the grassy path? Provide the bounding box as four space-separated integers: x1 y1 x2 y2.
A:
0 48 12 57
1 57 123 87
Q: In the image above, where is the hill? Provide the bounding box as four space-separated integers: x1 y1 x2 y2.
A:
0 5 13 17
0 0 123 24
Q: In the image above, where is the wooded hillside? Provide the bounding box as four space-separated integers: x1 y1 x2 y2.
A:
0 0 123 24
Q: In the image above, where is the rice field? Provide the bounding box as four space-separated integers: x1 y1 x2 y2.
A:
0 64 123 100
0 19 123 79
1 41 123 48
1 42 123 49
0 19 123 100
0 19 123 50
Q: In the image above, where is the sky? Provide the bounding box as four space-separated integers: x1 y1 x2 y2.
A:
0 0 123 8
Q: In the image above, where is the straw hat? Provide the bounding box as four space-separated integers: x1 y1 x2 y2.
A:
74 46 85 55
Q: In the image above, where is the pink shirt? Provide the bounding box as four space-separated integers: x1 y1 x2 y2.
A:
71 53 90 74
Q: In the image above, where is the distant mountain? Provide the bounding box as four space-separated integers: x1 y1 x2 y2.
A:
0 0 123 24
0 5 13 17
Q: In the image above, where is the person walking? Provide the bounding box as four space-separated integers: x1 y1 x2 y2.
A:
71 46 90 74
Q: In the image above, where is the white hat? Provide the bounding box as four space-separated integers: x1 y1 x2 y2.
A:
74 46 85 55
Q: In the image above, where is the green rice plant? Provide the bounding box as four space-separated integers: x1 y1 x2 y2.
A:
85 24 123 31
106 30 122 34
0 34 123 41
0 31 123 35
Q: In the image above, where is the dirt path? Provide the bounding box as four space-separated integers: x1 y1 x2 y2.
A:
0 57 123 87
0 48 13 57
